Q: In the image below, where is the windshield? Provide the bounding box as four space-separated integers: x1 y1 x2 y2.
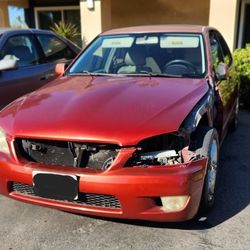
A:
69 33 206 78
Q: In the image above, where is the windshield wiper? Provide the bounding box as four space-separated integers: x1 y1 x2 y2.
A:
68 71 98 76
139 71 203 78
125 71 184 78
67 71 199 78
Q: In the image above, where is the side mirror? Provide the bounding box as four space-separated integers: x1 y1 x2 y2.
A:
0 58 16 71
55 63 66 77
216 62 227 80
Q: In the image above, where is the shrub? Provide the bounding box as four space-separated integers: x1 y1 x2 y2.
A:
233 44 250 108
51 21 80 45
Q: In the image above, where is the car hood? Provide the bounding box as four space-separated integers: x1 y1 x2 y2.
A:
0 76 209 145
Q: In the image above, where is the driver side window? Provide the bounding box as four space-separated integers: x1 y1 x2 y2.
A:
0 35 40 67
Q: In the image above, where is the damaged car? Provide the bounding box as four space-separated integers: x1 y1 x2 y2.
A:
0 25 239 222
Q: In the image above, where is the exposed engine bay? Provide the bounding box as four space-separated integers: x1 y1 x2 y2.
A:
16 139 119 170
15 131 199 170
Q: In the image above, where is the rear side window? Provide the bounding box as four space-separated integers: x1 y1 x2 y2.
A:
0 35 40 67
37 34 76 62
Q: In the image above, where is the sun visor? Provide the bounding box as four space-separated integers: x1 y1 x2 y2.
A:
160 36 199 48
102 37 134 48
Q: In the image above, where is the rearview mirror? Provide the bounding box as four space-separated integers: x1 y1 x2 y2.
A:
55 63 66 77
216 63 227 80
0 58 16 71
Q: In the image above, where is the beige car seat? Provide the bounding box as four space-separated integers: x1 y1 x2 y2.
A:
118 48 161 74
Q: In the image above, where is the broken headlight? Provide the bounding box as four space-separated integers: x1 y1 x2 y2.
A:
139 150 179 165
126 132 190 167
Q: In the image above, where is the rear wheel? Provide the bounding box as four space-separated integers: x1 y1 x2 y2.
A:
194 127 219 212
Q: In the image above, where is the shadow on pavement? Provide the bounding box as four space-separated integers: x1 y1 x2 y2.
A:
82 110 250 230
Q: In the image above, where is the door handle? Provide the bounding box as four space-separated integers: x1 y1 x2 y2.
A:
40 73 54 81
40 76 47 81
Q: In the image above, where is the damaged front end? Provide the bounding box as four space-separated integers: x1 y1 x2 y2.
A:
125 89 214 168
13 91 213 171
15 131 202 171
125 131 199 168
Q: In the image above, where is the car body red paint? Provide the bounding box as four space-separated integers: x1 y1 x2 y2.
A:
0 25 239 221
3 76 209 145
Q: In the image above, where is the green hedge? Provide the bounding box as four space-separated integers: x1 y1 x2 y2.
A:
233 44 250 108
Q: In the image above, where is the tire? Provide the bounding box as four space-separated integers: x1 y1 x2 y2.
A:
193 127 219 213
229 97 239 132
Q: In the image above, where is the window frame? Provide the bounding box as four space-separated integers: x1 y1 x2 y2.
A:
238 0 250 48
34 6 80 30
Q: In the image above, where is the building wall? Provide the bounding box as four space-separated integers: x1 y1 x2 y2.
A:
80 0 102 45
110 0 210 28
8 0 28 8
0 0 239 51
80 0 210 45
0 1 9 27
101 0 112 31
32 0 79 7
0 0 29 27
209 0 240 50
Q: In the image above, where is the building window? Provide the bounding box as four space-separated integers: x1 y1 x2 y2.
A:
238 0 250 48
35 6 81 45
8 6 28 28
37 10 62 30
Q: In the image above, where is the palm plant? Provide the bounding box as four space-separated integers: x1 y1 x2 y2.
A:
51 21 80 43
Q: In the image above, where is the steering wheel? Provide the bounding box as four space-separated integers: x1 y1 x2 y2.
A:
164 59 197 74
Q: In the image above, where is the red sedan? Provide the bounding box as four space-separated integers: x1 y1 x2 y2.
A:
0 25 239 222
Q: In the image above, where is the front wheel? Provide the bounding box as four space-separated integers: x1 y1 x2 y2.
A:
194 127 219 212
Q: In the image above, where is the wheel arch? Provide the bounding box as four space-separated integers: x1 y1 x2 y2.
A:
180 89 214 134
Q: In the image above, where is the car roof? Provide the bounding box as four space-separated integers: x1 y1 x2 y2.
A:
0 27 81 52
0 28 13 34
101 25 209 36
0 28 54 36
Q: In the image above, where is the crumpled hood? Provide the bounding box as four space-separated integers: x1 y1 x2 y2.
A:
0 75 209 145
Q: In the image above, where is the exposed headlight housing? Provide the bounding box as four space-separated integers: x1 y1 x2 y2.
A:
125 132 190 167
0 128 10 155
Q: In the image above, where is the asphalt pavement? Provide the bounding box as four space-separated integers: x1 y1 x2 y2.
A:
0 111 249 250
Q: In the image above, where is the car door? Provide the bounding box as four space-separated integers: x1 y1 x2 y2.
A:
0 33 54 109
209 30 238 133
216 32 239 114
